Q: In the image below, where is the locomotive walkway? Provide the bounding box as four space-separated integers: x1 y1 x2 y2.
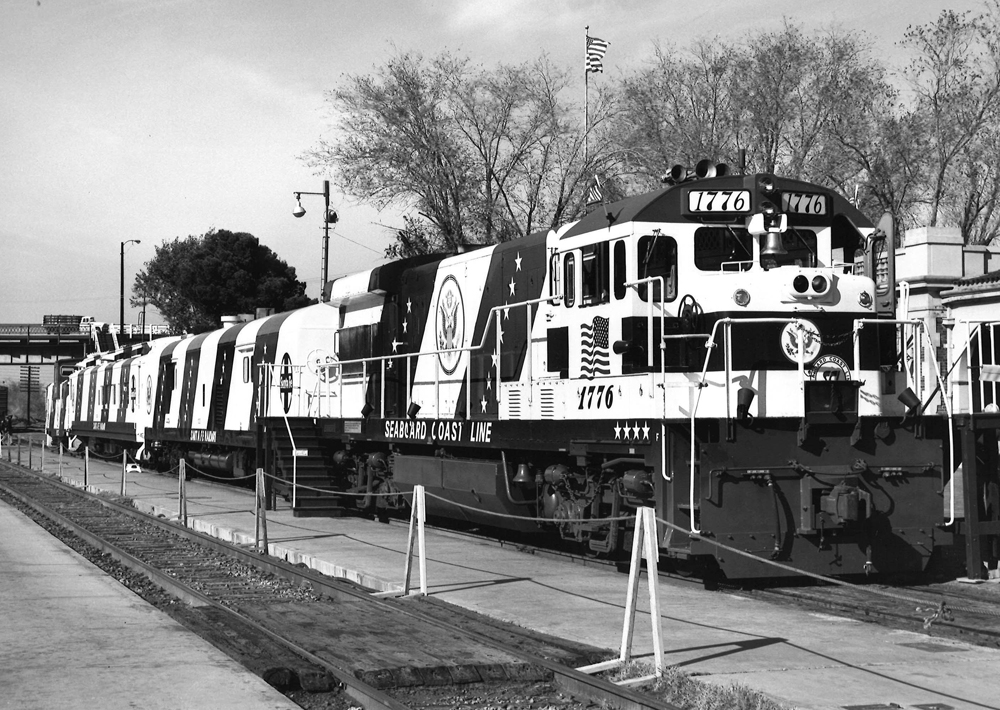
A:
17 449 1000 710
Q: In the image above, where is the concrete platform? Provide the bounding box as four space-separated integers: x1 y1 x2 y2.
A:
0 495 300 710
38 452 1000 710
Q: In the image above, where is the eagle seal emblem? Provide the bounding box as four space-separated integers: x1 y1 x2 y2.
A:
435 275 465 375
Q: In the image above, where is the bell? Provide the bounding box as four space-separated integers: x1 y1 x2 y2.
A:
513 464 534 486
761 232 787 256
406 401 421 419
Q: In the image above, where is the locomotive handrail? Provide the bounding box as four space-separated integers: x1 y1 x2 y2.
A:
851 317 957 526
260 293 562 420
687 317 812 533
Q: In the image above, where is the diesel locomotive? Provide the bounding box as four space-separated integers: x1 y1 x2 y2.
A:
47 165 954 579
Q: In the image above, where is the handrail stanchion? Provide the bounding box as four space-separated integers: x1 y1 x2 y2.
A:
178 459 188 526
84 447 89 488
40 436 45 472
59 441 64 478
120 451 127 496
402 485 428 596
254 467 268 553
577 506 664 683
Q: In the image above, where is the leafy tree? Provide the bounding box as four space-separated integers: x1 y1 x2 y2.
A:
131 229 313 334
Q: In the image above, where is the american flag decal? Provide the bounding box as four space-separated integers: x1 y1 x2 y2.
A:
580 316 610 378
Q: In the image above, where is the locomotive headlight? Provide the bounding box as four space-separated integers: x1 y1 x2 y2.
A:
859 291 873 308
759 175 777 195
733 289 751 307
789 270 834 300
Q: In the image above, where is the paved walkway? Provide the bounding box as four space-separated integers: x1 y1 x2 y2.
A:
0 495 300 710
25 447 1000 710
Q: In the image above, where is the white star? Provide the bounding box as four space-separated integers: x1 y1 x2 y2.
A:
614 422 623 439
391 339 401 353
641 422 650 439
486 375 492 391
508 277 516 297
503 301 510 320
491 352 498 370
480 396 488 413
497 323 504 345
629 422 637 439
402 319 408 333
406 299 412 314
515 253 522 271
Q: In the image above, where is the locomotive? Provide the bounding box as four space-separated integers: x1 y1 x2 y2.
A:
47 165 954 579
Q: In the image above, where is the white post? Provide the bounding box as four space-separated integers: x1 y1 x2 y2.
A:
577 507 665 683
120 451 127 496
84 447 89 488
59 441 64 478
255 467 268 553
402 485 428 596
178 459 188 526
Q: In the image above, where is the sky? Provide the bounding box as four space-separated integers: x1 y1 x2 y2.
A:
0 0 985 328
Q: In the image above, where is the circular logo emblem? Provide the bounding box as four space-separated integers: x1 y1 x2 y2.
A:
279 353 293 413
806 354 851 380
780 320 822 364
435 275 465 375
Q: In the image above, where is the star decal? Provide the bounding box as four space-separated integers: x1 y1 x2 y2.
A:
480 395 488 413
406 299 412 314
491 352 498 370
402 319 408 334
391 339 402 353
503 301 510 320
614 421 652 441
508 277 516 297
515 253 523 271
497 323 504 345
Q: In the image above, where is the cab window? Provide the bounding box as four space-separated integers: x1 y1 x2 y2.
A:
695 227 753 271
581 242 609 306
613 240 627 300
563 254 576 307
768 229 818 268
637 233 678 301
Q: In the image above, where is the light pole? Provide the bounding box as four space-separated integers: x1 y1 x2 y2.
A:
120 239 140 337
292 180 338 302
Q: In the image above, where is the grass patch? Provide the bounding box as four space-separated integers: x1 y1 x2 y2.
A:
603 661 791 710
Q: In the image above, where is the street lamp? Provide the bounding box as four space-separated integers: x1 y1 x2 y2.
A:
292 180 338 302
120 239 141 338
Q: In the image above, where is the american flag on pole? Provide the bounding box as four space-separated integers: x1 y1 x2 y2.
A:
586 175 603 206
586 35 609 73
580 315 611 378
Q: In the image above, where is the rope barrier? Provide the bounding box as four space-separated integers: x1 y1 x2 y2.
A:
651 513 999 624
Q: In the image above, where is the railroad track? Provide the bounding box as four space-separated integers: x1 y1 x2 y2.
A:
0 460 678 710
737 577 1000 649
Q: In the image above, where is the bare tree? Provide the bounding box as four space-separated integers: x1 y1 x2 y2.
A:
304 51 616 254
901 5 1000 229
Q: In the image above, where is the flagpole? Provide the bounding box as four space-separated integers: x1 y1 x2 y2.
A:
584 25 589 165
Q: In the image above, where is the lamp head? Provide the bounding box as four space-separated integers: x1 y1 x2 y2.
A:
292 194 306 218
